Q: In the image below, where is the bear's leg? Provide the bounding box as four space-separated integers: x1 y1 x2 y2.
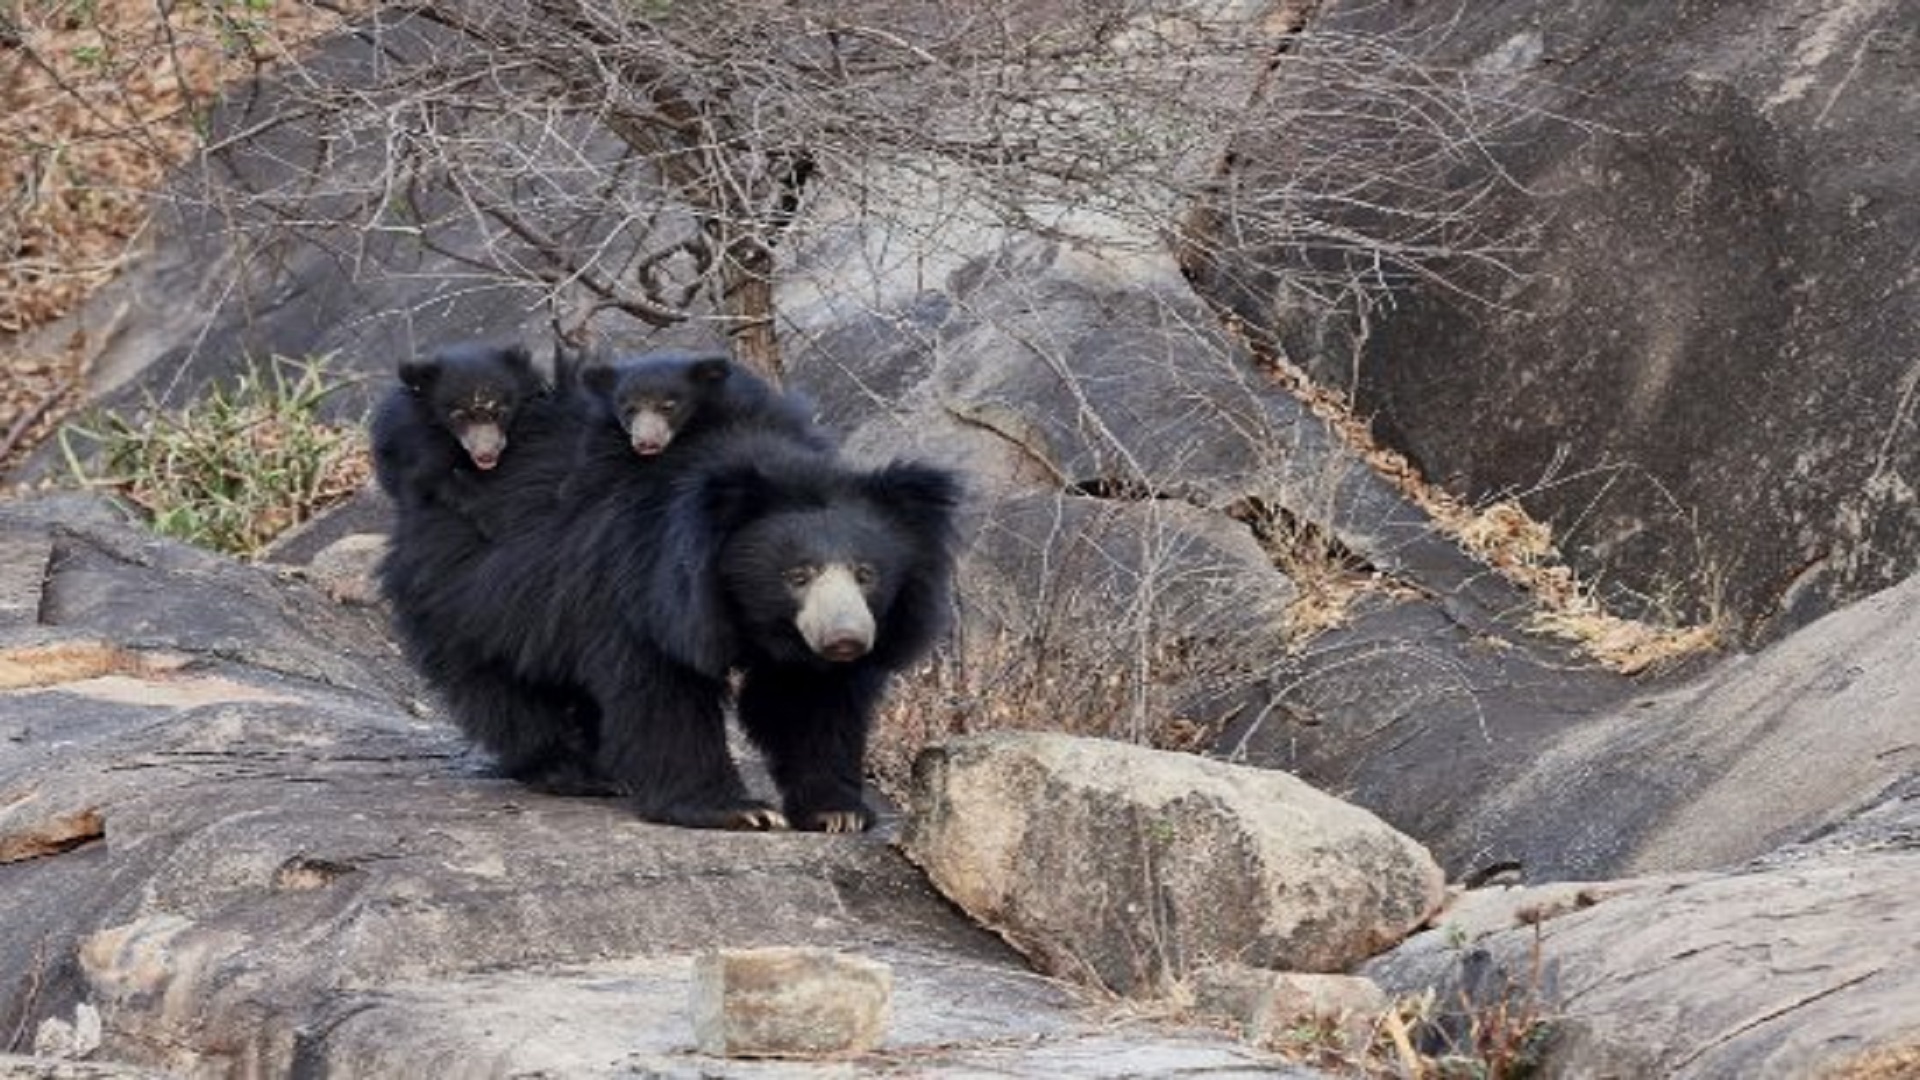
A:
589 658 786 830
437 659 614 797
736 664 887 833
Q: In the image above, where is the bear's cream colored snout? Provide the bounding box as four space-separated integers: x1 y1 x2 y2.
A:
796 565 876 662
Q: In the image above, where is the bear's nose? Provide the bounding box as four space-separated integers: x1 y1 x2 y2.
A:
817 634 870 663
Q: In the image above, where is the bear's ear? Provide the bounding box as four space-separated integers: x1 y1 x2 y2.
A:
687 357 733 386
398 358 440 395
643 462 773 677
695 459 780 537
862 462 964 540
501 344 545 393
861 463 965 670
581 363 618 396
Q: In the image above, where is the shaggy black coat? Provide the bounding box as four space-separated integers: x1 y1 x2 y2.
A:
377 354 960 830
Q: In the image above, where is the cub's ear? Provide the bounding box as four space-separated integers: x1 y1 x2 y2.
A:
398 358 440 395
688 357 734 385
581 363 619 396
502 344 534 372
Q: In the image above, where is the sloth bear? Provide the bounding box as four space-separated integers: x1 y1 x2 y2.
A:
377 345 961 831
371 341 547 521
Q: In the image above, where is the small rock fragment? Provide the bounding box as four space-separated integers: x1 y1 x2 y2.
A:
305 533 388 607
1193 963 1388 1051
32 1002 103 1058
690 946 891 1058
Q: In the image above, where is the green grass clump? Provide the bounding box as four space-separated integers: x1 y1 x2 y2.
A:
60 354 369 557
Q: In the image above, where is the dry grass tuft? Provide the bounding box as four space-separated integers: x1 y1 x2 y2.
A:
59 354 368 557
1 0 340 333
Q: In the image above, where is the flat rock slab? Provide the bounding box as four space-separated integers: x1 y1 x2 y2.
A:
298 953 1319 1078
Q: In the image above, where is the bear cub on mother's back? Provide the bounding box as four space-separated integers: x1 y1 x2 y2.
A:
580 350 825 458
371 341 545 518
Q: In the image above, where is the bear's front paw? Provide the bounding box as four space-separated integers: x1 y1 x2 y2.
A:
795 807 875 833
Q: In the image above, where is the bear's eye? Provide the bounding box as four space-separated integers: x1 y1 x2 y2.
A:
661 398 679 411
852 563 877 587
783 566 816 588
447 408 471 423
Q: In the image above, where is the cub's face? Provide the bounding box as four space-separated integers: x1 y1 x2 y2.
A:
586 355 733 457
401 344 539 471
720 504 910 665
615 382 699 456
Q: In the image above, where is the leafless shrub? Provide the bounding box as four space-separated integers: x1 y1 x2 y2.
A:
871 487 1291 802
161 1 1550 376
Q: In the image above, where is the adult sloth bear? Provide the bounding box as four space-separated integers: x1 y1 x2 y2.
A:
378 345 961 832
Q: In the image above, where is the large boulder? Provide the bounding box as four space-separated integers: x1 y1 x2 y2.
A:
900 732 1445 994
1203 0 1920 640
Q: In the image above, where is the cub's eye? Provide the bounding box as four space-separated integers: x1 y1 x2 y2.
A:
852 563 877 587
661 398 679 411
447 408 471 423
783 566 816 588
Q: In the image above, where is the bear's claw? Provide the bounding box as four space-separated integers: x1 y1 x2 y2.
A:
727 806 791 831
805 809 871 834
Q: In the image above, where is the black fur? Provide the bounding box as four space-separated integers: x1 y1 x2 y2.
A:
370 342 546 525
377 363 961 831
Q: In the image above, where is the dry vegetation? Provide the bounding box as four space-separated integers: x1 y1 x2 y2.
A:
0 0 341 474
59 354 367 556
1254 356 1726 673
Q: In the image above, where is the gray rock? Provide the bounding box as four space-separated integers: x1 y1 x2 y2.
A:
1365 849 1920 1078
1211 0 1920 639
691 947 890 1059
1191 964 1388 1051
1435 567 1920 881
900 732 1445 994
0 1057 171 1080
296 532 388 608
1215 593 1643 880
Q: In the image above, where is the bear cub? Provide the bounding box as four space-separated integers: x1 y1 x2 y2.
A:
372 342 545 518
579 350 825 458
